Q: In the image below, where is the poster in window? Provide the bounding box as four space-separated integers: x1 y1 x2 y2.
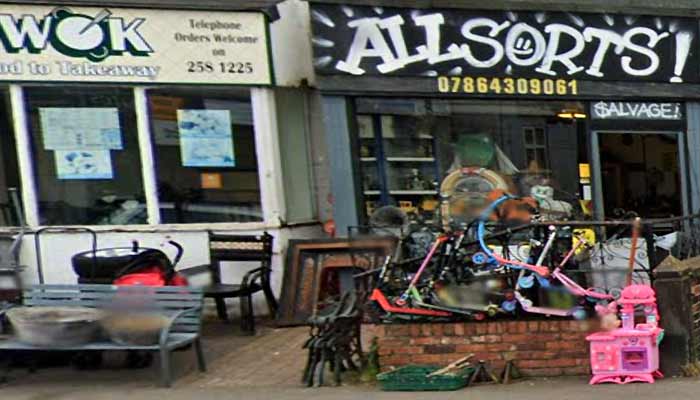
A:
177 109 235 167
40 108 123 150
54 150 113 180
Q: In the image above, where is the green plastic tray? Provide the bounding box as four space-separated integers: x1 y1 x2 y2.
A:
377 365 474 391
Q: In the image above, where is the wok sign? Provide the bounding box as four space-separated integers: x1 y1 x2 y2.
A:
0 5 271 84
310 4 698 83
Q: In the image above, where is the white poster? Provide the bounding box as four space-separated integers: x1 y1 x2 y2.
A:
40 107 122 150
177 109 235 167
0 6 271 85
55 150 113 179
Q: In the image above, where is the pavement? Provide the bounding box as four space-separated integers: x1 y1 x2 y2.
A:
1 321 699 399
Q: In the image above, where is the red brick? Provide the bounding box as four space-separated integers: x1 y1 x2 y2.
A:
380 355 411 367
486 322 497 334
560 333 586 341
487 343 517 352
443 324 455 336
409 324 422 337
471 335 501 343
389 346 424 355
463 323 477 335
517 342 546 351
455 344 487 353
503 334 529 343
527 321 540 332
424 344 456 354
411 337 440 345
432 324 444 336
410 354 444 365
421 324 432 337
387 325 410 337
476 323 488 335
378 347 393 356
454 323 465 336
545 341 581 351
518 351 558 360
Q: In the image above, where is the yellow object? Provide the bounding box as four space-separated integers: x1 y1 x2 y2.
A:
398 201 417 214
200 173 223 189
578 163 591 180
573 228 596 254
421 198 439 211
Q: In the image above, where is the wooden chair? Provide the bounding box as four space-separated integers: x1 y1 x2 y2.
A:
180 232 278 334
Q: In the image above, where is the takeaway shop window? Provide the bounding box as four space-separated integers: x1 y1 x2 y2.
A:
0 89 21 226
355 98 588 227
147 88 262 223
25 87 145 226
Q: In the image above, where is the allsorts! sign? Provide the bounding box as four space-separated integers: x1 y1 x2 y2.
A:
0 5 271 84
310 4 698 84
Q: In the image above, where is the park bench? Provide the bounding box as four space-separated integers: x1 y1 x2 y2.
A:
0 284 206 387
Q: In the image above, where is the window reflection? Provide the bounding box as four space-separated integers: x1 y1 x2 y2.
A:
148 88 262 223
355 99 588 227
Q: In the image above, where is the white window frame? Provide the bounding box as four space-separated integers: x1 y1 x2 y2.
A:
4 85 286 232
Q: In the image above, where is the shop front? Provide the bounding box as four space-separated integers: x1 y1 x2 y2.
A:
307 1 700 234
301 1 700 377
0 1 321 309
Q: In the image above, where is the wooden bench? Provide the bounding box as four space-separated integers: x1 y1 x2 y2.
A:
0 284 206 387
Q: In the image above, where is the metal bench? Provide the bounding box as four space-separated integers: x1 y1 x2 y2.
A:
0 284 206 387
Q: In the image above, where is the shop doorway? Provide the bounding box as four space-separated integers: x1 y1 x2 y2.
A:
591 131 688 221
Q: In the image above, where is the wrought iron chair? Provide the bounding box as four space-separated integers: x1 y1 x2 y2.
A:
180 231 278 334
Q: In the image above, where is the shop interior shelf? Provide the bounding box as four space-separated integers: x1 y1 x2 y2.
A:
385 157 435 162
389 190 438 195
363 190 381 195
361 157 377 162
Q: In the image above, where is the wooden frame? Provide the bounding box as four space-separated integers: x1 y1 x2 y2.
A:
276 238 395 326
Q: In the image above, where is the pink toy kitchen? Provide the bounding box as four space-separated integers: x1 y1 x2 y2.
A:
586 285 665 385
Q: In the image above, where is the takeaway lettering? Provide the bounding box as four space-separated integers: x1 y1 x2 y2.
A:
55 61 160 79
335 13 694 82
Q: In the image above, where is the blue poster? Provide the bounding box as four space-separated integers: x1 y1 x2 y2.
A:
177 109 235 167
55 150 113 180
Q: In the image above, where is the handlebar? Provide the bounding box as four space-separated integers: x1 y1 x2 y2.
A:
168 240 184 267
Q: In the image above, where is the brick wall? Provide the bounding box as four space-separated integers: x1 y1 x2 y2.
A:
372 320 593 377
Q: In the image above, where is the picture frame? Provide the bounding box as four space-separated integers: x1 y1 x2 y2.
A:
276 237 396 327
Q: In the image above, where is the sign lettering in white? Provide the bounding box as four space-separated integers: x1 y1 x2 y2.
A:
0 6 271 84
591 101 683 120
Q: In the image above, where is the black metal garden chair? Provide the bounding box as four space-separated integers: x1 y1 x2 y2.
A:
180 231 278 334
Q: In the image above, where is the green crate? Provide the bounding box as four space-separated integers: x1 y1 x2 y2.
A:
376 365 474 391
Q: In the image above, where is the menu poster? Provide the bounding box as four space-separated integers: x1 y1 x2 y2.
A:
55 150 113 180
177 109 235 167
40 107 123 150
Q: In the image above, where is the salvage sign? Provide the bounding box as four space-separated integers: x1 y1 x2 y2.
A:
0 5 272 84
309 4 698 84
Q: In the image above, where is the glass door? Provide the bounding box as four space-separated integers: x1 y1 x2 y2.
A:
591 131 688 221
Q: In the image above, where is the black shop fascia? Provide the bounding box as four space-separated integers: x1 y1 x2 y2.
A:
307 1 696 230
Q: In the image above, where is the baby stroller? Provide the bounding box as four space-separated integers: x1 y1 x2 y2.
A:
71 240 188 287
